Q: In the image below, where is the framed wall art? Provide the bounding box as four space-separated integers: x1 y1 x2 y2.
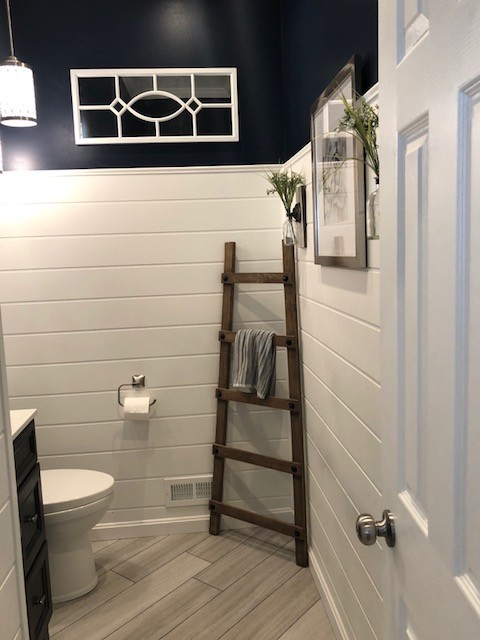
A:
70 68 239 145
311 57 366 269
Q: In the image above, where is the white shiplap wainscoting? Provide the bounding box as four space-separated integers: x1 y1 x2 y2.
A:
0 165 296 539
286 124 383 637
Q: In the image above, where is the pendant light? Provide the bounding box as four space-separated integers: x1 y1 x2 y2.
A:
0 0 36 127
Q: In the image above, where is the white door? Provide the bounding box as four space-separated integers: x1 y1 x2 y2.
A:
375 1 480 638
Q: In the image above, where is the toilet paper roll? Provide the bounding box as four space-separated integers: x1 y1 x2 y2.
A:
123 396 151 420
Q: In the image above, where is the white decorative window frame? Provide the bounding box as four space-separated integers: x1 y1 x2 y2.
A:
70 67 239 145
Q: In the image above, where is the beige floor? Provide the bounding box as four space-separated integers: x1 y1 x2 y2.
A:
49 528 336 640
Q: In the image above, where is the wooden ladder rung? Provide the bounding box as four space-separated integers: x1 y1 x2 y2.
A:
221 272 293 284
209 500 305 541
215 387 299 411
212 444 303 475
219 330 297 349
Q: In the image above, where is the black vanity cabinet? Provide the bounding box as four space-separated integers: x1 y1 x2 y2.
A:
13 419 52 640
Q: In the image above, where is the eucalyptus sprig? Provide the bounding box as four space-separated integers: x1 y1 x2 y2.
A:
265 170 304 216
336 94 379 179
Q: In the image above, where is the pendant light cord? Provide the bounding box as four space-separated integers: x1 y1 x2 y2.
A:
5 0 15 57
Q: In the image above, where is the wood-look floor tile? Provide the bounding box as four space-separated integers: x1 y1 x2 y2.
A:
53 552 210 640
112 531 209 582
220 568 320 639
91 540 117 554
188 528 257 563
195 528 290 591
49 534 334 640
49 571 133 636
161 543 300 640
95 536 163 575
103 578 219 640
278 600 336 640
253 528 292 546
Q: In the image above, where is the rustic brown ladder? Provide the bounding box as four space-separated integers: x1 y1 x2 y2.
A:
209 241 308 567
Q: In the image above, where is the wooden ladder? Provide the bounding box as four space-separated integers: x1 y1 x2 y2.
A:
209 241 308 567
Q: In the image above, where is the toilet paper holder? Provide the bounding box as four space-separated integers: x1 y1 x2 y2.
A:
117 375 156 407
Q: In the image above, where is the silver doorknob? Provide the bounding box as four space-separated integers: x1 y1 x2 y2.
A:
356 509 395 547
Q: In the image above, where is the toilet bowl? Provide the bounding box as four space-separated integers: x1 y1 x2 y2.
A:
41 468 114 603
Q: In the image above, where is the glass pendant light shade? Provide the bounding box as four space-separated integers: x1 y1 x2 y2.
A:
0 0 37 127
0 56 37 126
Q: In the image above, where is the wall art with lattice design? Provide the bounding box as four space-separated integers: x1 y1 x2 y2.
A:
70 68 239 144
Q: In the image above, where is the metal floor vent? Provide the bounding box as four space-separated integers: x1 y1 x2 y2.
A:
165 475 213 507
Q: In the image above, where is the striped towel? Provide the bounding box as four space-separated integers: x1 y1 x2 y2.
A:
231 329 276 399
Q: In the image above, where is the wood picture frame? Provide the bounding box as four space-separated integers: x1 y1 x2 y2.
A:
310 56 366 269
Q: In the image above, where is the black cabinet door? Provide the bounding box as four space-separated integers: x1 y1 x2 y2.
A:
13 420 37 487
17 464 46 576
25 542 52 640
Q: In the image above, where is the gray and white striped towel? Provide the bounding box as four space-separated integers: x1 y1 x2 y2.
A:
231 329 276 399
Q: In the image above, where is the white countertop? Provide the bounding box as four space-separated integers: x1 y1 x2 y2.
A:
10 409 37 440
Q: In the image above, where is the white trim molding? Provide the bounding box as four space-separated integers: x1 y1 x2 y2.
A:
91 509 294 541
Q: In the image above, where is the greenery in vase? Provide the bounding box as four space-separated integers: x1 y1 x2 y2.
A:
336 94 379 180
265 170 304 216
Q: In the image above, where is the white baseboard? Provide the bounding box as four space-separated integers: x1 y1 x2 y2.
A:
308 543 352 640
91 508 294 541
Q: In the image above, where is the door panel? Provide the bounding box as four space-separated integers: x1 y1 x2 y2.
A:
458 76 480 613
400 1 429 62
400 120 429 524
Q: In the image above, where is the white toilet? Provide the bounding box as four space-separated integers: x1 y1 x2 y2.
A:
40 468 114 603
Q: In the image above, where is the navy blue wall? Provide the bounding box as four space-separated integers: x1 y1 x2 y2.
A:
280 0 378 160
0 0 284 170
0 0 377 171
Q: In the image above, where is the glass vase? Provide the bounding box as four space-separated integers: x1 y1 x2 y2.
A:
366 179 380 239
283 215 298 245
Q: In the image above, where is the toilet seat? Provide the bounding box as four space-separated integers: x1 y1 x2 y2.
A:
41 469 114 514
